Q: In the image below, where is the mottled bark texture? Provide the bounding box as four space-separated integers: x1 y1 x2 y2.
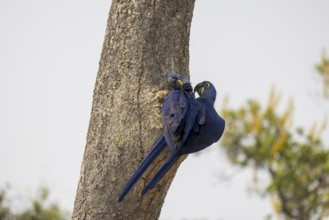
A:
73 0 195 219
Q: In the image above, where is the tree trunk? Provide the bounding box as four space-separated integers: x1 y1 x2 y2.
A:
72 0 195 219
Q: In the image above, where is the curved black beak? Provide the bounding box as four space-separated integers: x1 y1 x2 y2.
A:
167 75 183 90
194 82 205 96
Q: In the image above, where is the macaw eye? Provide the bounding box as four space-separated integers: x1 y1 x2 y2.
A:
177 74 181 79
206 83 210 88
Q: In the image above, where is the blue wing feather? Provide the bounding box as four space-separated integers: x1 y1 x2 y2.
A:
162 90 188 151
181 93 202 143
179 98 225 155
118 135 166 202
141 150 181 196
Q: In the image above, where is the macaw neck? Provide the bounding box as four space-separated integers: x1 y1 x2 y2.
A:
199 95 216 106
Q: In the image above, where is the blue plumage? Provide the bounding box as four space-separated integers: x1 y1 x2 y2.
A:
180 81 225 154
118 74 225 202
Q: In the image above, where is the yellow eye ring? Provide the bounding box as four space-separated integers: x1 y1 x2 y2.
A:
206 83 210 88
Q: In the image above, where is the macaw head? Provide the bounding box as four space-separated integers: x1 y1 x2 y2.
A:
194 81 217 102
167 73 191 90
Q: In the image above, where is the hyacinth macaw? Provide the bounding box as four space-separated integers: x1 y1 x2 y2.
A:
118 74 225 202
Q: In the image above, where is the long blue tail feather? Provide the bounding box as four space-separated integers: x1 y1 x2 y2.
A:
141 151 181 196
118 134 166 202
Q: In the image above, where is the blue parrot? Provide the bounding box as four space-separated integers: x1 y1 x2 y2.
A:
118 74 225 202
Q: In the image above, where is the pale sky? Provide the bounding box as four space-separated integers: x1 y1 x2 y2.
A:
1 1 329 219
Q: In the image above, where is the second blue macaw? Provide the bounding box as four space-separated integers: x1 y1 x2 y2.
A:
118 74 225 202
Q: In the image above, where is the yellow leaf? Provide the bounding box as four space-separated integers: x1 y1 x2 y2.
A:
272 131 287 155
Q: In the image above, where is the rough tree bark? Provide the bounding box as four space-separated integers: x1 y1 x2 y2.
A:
73 0 196 219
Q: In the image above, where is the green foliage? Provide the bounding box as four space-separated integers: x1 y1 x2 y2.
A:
0 189 12 220
0 186 70 220
221 89 329 220
316 50 329 98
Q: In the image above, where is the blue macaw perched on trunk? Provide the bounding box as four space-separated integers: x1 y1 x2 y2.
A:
118 74 225 202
